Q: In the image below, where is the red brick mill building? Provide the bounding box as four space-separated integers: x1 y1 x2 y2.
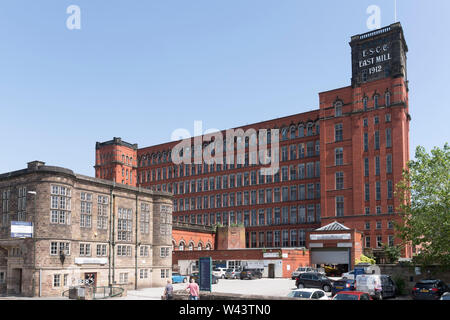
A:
95 23 413 275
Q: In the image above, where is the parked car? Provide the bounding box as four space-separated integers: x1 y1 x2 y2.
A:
240 268 262 280
412 279 449 300
171 272 188 283
332 291 372 300
212 267 228 279
331 279 355 296
287 289 329 300
189 272 219 284
291 267 314 279
295 272 333 292
224 268 241 279
440 292 450 301
355 274 396 300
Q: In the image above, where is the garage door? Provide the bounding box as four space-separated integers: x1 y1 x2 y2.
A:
310 249 349 265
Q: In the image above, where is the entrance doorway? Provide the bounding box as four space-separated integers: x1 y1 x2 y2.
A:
10 268 22 295
268 264 275 278
84 272 97 287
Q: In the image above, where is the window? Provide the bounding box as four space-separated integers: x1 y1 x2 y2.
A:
385 113 391 122
365 183 370 201
335 124 343 142
335 101 343 117
375 156 380 176
50 185 71 225
336 196 344 217
160 247 170 257
307 204 315 223
374 131 380 150
119 273 129 284
335 172 344 190
80 192 92 228
376 235 383 248
1 189 10 226
335 148 343 166
385 92 391 107
365 222 370 230
388 235 394 247
376 181 381 201
363 118 368 127
387 180 393 199
374 116 379 125
117 245 132 256
17 186 27 221
386 154 392 174
53 274 61 287
386 128 392 148
363 97 368 111
140 269 149 279
0 272 5 284
97 195 109 229
139 245 149 257
50 241 70 256
79 243 91 257
118 208 132 242
374 95 379 109
364 158 369 177
96 244 107 256
365 236 371 248
363 133 369 152
140 202 150 234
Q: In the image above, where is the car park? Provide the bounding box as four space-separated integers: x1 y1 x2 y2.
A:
331 279 355 296
212 267 228 279
224 268 241 279
291 267 314 279
287 289 329 300
295 272 333 292
355 274 396 300
412 279 449 300
189 272 220 284
332 291 372 300
171 272 188 283
240 268 262 280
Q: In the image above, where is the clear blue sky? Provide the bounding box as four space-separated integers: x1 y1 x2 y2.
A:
0 0 449 176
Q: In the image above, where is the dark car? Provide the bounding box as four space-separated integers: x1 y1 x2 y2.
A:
412 279 449 300
240 268 262 280
295 272 333 292
332 291 372 300
189 272 219 285
331 279 355 296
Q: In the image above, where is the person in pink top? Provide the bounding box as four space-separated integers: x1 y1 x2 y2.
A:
186 277 200 300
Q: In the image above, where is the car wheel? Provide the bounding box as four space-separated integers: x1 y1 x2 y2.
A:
222 275 225 279
297 283 305 289
323 285 331 292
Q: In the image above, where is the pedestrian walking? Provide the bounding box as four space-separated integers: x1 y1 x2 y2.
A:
163 279 174 300
185 278 200 300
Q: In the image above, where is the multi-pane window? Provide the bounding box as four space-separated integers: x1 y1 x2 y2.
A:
307 204 315 222
1 190 10 226
50 185 71 225
375 156 380 176
376 181 381 201
388 235 394 247
387 180 393 199
364 158 369 177
365 183 370 201
119 273 129 284
97 195 109 229
385 92 391 107
118 208 132 242
365 236 371 248
117 245 132 256
386 154 393 174
298 230 306 247
50 241 70 255
335 101 343 117
376 235 383 248
386 128 392 148
335 148 343 166
298 205 306 223
364 133 369 152
140 269 149 279
336 196 344 217
374 131 380 150
53 274 61 287
79 243 91 257
335 123 343 142
80 192 92 228
335 172 344 190
96 244 107 256
17 187 27 221
140 202 150 234
160 247 170 258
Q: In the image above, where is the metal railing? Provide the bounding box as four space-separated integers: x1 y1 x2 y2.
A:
62 286 124 299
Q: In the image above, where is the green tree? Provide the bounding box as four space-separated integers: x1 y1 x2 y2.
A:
396 144 450 267
382 243 402 264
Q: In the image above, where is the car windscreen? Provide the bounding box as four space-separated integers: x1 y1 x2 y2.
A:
226 269 233 272
288 291 313 298
333 294 359 300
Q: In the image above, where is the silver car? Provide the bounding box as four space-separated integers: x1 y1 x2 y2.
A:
291 267 314 279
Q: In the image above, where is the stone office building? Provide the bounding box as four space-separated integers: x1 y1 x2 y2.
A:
0 161 172 297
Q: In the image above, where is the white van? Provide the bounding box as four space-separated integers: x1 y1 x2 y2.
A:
355 274 396 300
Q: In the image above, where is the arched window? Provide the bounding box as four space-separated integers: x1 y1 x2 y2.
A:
374 95 379 109
179 241 185 251
290 126 296 139
315 122 320 134
197 242 203 251
188 242 194 251
306 123 313 136
385 92 391 107
298 124 304 138
281 127 288 141
335 101 343 117
205 243 211 250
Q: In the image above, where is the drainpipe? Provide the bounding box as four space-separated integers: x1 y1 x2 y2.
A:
111 187 116 285
135 191 139 290
108 187 113 287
